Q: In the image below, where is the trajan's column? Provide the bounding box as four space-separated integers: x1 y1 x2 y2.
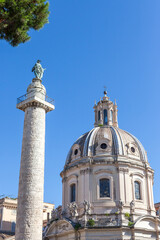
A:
15 61 54 240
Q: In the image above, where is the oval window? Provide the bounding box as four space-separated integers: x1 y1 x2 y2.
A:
74 149 78 155
131 147 135 153
100 143 107 149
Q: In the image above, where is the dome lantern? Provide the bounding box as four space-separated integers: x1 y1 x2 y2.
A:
94 91 118 127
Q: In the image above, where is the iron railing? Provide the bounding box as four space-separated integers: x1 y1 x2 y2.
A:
17 91 54 105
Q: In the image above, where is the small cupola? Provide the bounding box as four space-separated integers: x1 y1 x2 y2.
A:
93 91 118 127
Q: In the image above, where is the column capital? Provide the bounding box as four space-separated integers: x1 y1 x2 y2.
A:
16 78 54 112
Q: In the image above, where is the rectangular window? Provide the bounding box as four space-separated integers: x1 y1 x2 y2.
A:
11 222 16 232
98 111 100 121
70 184 76 202
134 181 141 200
100 178 110 198
103 109 108 125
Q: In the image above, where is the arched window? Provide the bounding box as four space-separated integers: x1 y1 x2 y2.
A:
100 178 110 198
98 110 100 121
134 181 141 200
110 110 113 122
70 184 76 202
103 109 108 125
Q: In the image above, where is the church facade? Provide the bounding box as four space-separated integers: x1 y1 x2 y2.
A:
44 91 160 240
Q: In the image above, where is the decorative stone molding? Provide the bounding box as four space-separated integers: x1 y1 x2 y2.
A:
62 177 68 183
96 139 112 155
94 169 113 175
58 223 69 231
97 218 118 227
125 142 140 158
130 172 144 178
80 168 92 175
118 167 129 173
67 174 78 182
17 99 53 113
71 144 81 161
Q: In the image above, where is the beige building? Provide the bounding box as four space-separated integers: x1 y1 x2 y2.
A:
155 203 160 217
0 197 54 238
44 91 160 240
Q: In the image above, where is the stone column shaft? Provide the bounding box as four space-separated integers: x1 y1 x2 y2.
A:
16 106 45 240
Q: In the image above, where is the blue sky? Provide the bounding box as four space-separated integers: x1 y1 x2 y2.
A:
0 0 160 207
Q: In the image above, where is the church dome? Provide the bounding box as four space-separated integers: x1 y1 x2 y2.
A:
65 125 147 168
64 91 147 169
46 91 157 240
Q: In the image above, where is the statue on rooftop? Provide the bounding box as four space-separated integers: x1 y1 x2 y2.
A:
68 202 78 217
83 200 91 215
32 60 45 79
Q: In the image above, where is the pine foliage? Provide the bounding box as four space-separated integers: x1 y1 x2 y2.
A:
0 0 49 46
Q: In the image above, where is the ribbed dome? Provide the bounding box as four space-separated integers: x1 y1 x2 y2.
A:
65 126 147 167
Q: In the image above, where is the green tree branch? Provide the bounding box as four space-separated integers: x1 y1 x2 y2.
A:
0 0 50 46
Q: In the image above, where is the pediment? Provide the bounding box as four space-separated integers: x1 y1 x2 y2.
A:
46 219 74 237
134 215 158 231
